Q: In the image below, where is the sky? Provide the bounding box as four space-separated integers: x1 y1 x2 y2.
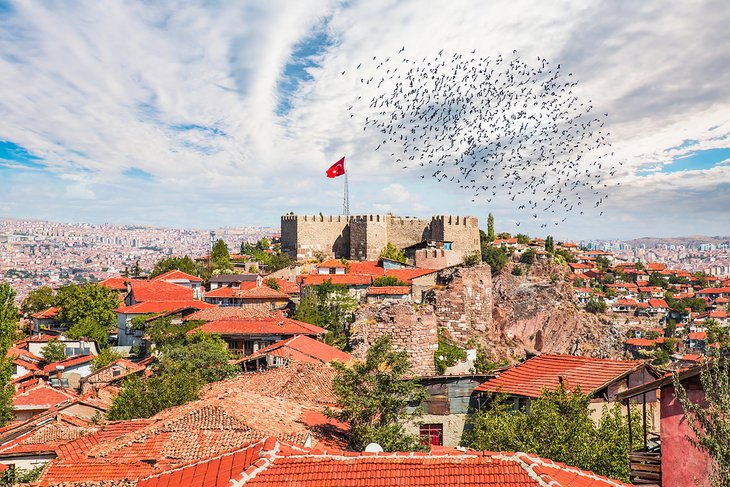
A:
0 0 728 240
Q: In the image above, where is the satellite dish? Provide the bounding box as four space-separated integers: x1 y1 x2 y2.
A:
364 443 384 453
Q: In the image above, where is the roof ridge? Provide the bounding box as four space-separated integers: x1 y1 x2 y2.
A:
232 437 281 486
515 452 631 487
496 452 559 487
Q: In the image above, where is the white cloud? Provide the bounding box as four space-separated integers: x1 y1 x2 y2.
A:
0 0 727 238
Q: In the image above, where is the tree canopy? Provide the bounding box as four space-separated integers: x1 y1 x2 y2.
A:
107 333 238 420
294 280 357 349
0 284 19 426
41 339 67 363
328 335 426 451
486 213 495 242
20 286 56 316
379 243 407 263
55 284 119 346
150 255 199 278
482 245 508 275
464 385 640 482
210 239 232 271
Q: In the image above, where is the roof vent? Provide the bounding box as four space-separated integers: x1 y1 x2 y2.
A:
364 443 384 453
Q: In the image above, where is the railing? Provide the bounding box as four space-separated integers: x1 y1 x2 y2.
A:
630 449 661 486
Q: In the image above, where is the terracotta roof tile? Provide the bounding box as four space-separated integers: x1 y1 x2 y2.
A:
191 316 325 337
151 270 203 282
13 383 78 410
238 336 352 367
31 306 60 319
474 354 644 398
117 300 214 314
301 274 372 286
366 286 411 295
129 280 194 302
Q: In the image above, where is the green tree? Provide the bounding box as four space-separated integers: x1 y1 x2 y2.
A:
150 255 199 278
674 361 730 487
462 251 482 267
107 333 237 420
91 347 124 371
482 246 508 275
264 278 280 290
268 252 294 272
210 239 232 271
486 213 495 242
20 286 56 315
520 248 536 265
594 256 611 272
255 238 271 251
65 317 109 347
41 339 67 363
465 385 640 482
515 234 530 245
240 241 256 255
585 298 608 314
511 266 523 276
545 236 555 253
373 276 407 287
145 317 203 348
0 284 19 427
327 335 427 451
647 272 667 288
294 280 358 349
55 283 119 333
379 243 406 263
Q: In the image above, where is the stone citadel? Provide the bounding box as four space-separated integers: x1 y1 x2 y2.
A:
281 214 480 261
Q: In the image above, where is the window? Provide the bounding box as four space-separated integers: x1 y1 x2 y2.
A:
419 423 443 447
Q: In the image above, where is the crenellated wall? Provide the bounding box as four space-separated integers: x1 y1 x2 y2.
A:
281 213 479 261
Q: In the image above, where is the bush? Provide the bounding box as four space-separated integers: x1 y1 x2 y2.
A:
373 276 407 287
462 251 482 267
585 299 607 314
511 266 523 276
482 246 508 275
520 248 536 265
434 329 466 375
379 243 406 263
41 339 67 363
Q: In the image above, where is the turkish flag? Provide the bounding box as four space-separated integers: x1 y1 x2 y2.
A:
326 157 345 178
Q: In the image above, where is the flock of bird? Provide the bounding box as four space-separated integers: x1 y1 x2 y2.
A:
344 49 620 227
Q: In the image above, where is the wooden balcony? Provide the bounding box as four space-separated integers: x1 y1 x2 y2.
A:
630 450 661 486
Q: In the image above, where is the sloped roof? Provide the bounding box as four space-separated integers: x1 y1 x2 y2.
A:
185 307 274 322
40 387 347 485
31 306 60 319
134 437 632 487
300 274 372 286
367 286 411 295
99 277 141 291
42 354 94 373
474 354 645 398
117 300 214 314
384 268 438 283
128 280 194 302
191 316 325 337
239 336 352 367
151 269 203 283
207 361 340 406
13 382 78 410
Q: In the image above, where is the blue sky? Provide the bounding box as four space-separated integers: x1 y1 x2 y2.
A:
0 0 729 239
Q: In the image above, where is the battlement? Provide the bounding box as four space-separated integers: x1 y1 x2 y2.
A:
281 214 348 223
281 213 480 261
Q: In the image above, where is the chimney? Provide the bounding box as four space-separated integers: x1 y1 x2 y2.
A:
55 365 65 381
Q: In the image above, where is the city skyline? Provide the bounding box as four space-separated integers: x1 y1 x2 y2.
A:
0 1 728 239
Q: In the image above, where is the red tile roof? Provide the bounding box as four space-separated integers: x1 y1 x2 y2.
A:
191 316 325 337
42 354 94 373
474 354 644 398
688 332 707 340
697 287 730 294
625 338 656 347
347 260 386 276
317 259 348 268
367 286 412 295
98 277 140 291
239 336 352 366
31 306 60 319
237 286 291 300
384 268 437 283
647 299 669 308
13 382 78 410
41 383 346 484
301 274 372 286
117 300 214 314
135 437 632 487
185 307 275 322
151 269 203 282
267 278 300 295
129 280 194 302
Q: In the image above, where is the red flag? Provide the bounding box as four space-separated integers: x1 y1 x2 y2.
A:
326 157 345 178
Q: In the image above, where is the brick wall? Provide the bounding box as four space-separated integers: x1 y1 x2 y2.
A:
351 302 438 376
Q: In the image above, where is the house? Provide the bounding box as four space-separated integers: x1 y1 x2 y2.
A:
42 354 95 389
187 310 326 357
613 298 640 313
7 347 43 380
403 240 463 269
404 374 493 447
574 287 592 303
204 284 292 310
25 337 98 359
473 354 661 423
492 237 519 248
150 269 204 299
617 365 713 486
80 358 148 394
30 307 61 332
366 285 412 303
237 335 352 371
315 259 348 275
647 299 669 315
696 286 730 300
130 436 633 487
300 273 372 301
12 382 78 421
686 331 707 351
209 273 262 290
116 300 215 348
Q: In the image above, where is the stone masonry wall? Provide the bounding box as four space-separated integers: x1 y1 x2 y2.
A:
350 215 388 261
386 216 432 252
425 265 493 346
350 302 438 376
280 215 349 260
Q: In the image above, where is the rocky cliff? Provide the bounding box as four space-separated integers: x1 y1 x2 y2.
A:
349 261 627 370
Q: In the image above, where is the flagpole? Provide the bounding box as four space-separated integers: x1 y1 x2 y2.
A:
343 167 350 218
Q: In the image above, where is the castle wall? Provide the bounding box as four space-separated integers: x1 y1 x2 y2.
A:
386 216 432 251
350 215 388 261
431 215 481 259
280 215 349 260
